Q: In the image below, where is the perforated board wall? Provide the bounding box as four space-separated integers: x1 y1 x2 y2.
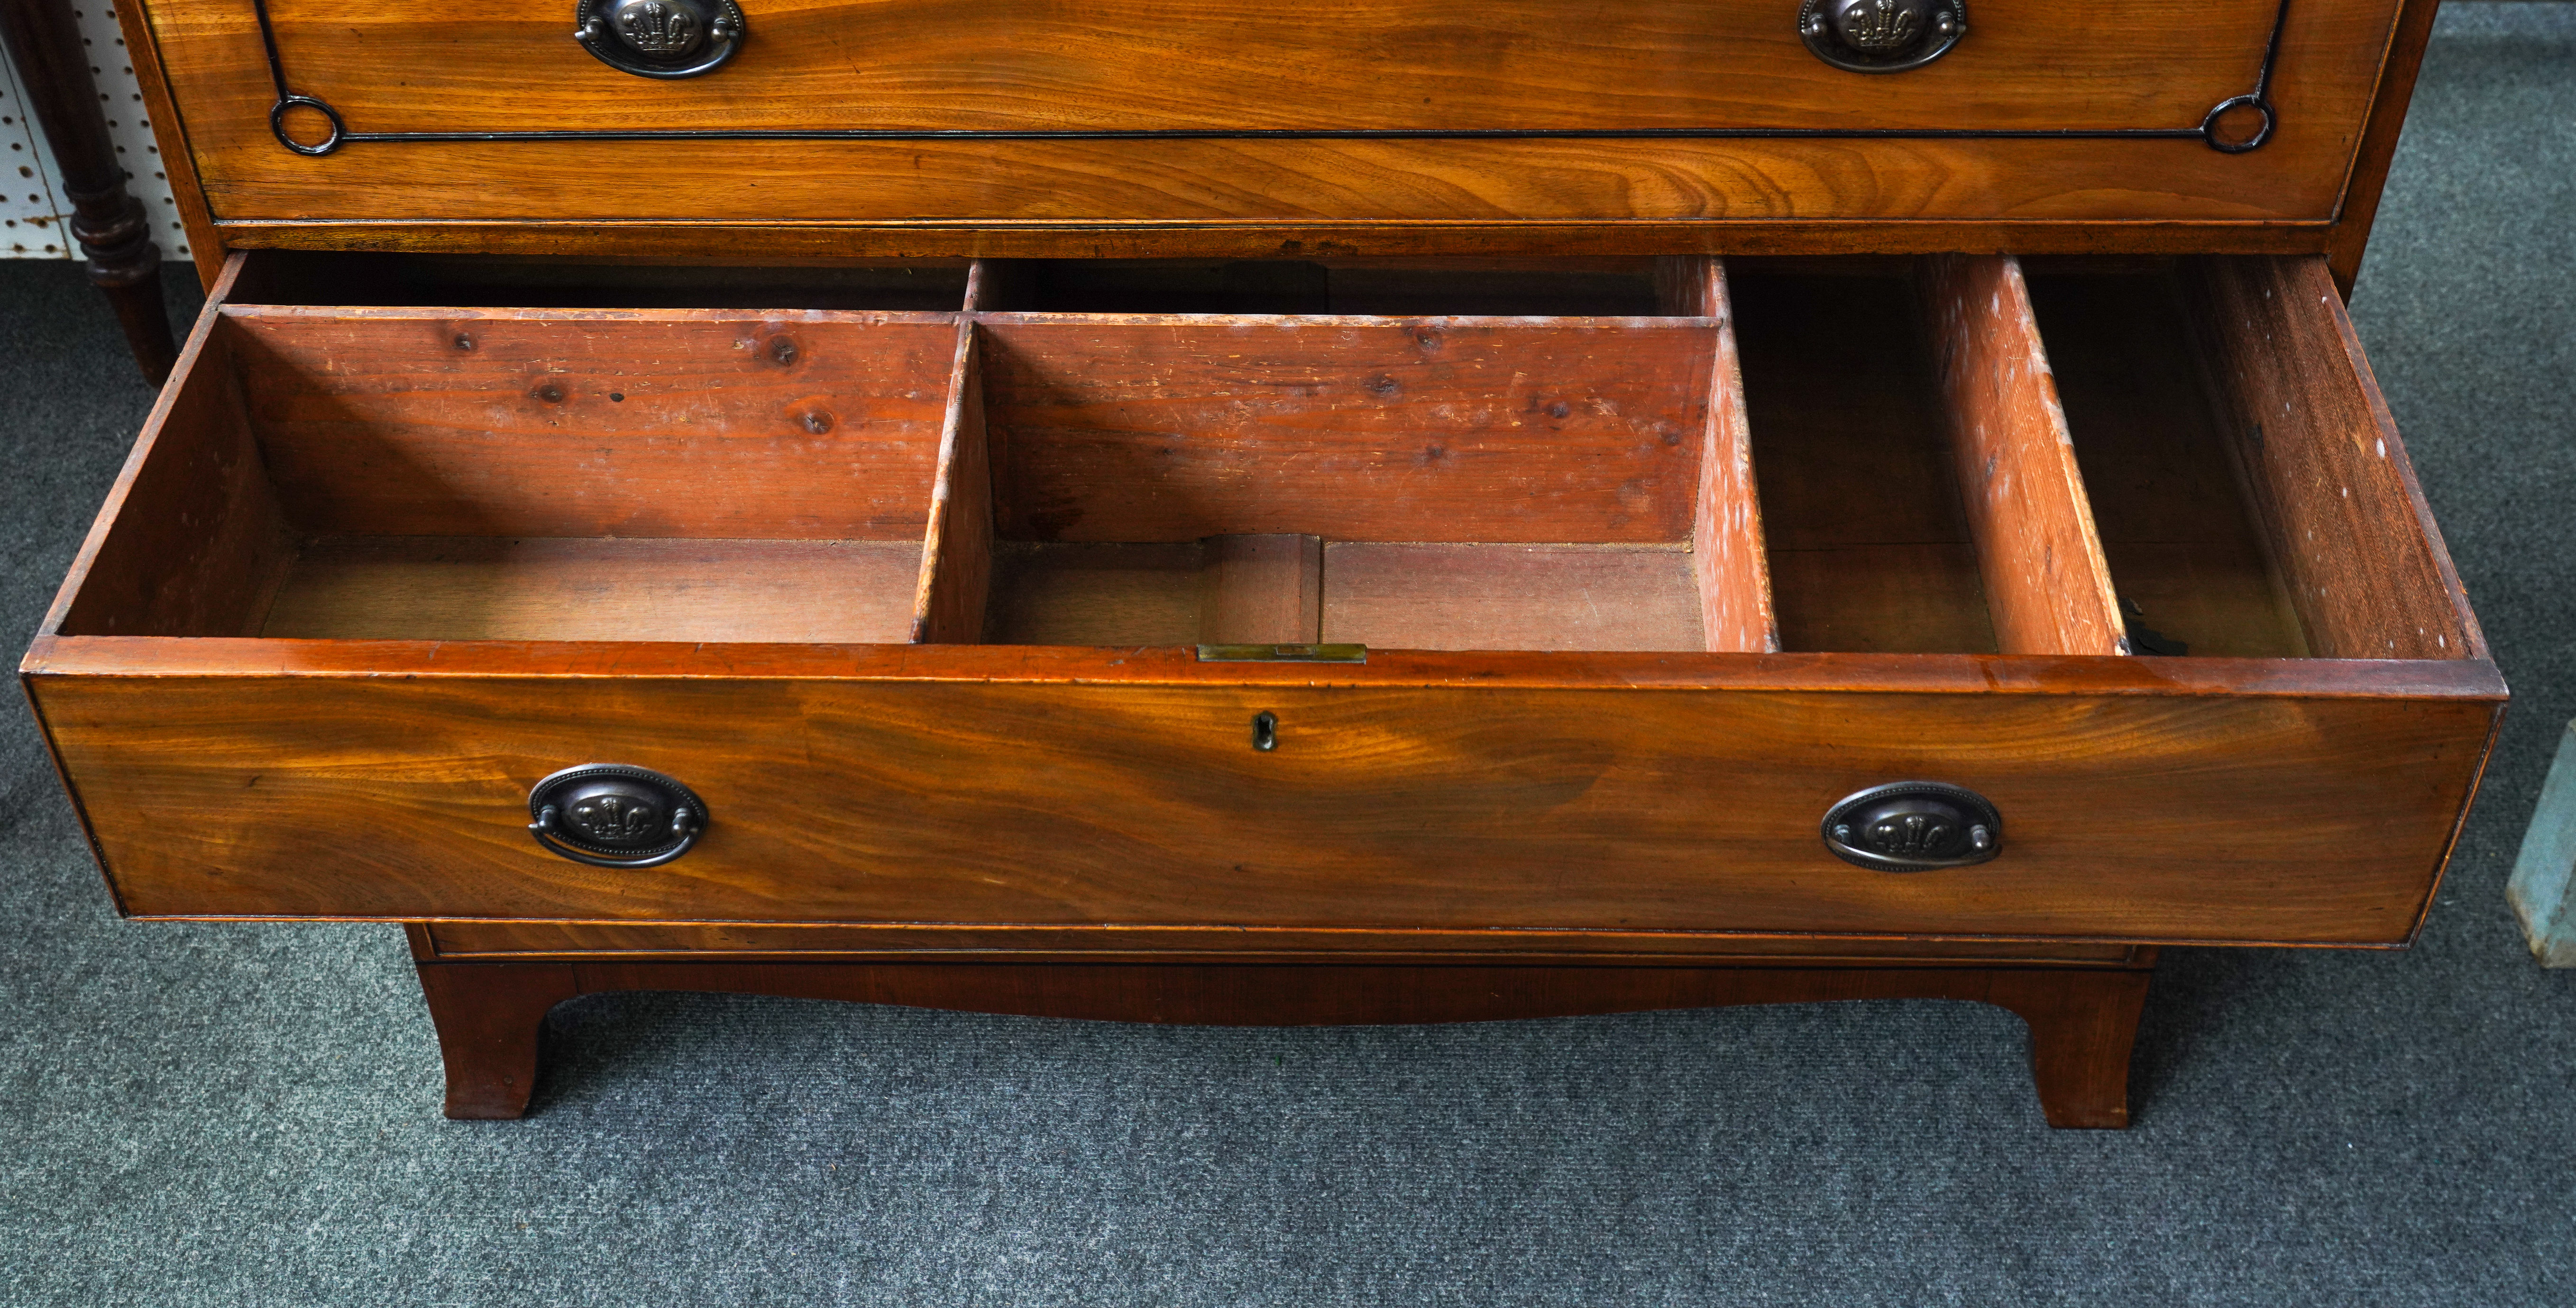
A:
0 3 192 261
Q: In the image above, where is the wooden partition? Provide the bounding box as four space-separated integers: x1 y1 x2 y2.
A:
1661 256 1780 654
1916 255 2126 656
219 307 957 539
912 320 993 643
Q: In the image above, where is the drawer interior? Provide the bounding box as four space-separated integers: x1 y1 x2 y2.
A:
1731 266 1998 654
966 311 1719 652
2026 270 2308 659
59 305 958 644
53 253 2477 665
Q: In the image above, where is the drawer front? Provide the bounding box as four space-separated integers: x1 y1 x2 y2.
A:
30 663 2494 944
142 0 2401 227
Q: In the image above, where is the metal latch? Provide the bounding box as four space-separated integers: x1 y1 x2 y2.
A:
1194 643 1367 664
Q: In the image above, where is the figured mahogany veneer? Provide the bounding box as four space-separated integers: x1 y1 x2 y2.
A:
22 251 2500 1123
112 0 2437 285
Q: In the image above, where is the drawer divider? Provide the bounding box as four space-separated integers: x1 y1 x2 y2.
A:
1669 256 1780 654
1918 254 2127 656
912 319 993 643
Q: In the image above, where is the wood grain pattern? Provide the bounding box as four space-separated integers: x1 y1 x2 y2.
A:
27 668 2496 944
979 315 1714 544
221 307 956 539
985 542 1208 645
1673 257 1779 653
258 537 924 643
182 138 2374 229
911 321 991 643
26 634 2504 698
1989 964 2154 1128
229 1 2310 134
208 220 2340 265
136 0 2402 230
421 919 2149 964
410 956 2154 1126
2027 269 2309 658
1202 534 1324 644
1320 543 1703 652
415 960 578 1119
51 256 294 639
1763 544 1996 655
2180 256 2481 660
1917 254 2125 656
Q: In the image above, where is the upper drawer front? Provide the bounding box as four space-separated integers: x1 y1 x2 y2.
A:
149 0 2402 226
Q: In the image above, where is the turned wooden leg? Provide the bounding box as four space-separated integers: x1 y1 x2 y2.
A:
1983 966 2154 1129
0 0 179 384
414 962 583 1120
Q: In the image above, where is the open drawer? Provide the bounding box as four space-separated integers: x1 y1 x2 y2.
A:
22 252 2500 947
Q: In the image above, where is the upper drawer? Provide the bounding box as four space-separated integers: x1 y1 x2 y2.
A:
142 0 2404 228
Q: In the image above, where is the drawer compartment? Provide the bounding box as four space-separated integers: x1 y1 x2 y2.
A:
966 312 1725 652
25 254 2499 947
56 303 959 644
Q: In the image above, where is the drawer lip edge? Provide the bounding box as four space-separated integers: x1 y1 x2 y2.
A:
110 914 2422 952
202 218 2342 264
20 635 2511 702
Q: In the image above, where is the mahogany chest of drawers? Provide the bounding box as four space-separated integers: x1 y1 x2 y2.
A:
26 0 2495 1126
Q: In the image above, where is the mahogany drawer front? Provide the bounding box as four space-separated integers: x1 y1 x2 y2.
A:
136 0 2400 229
24 252 2499 949
30 655 2494 944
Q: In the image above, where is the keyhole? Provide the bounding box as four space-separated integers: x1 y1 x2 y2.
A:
1251 711 1278 751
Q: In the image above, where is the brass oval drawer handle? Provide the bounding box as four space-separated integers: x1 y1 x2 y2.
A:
527 764 709 868
573 0 747 80
1799 0 1967 74
1822 781 2001 871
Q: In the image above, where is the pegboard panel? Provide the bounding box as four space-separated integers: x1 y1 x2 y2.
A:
0 2 192 261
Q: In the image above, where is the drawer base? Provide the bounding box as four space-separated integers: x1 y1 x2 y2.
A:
413 952 2155 1129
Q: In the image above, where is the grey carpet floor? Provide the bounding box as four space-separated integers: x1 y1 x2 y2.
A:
5 9 2574 1303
